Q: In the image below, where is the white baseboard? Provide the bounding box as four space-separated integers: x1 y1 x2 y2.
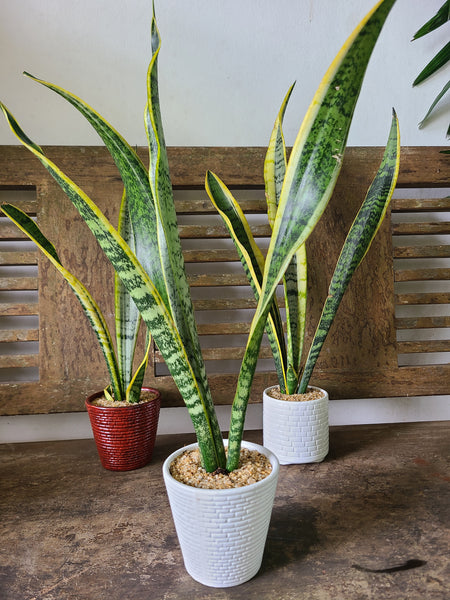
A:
0 395 448 444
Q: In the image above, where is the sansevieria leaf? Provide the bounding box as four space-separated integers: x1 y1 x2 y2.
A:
264 83 295 229
264 84 307 394
115 190 144 403
298 110 400 393
205 172 287 390
144 13 222 458
126 334 152 403
22 72 171 315
262 0 397 315
0 203 123 401
22 26 224 466
283 245 307 394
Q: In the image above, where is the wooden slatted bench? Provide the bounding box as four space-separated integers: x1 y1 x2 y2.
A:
0 145 448 416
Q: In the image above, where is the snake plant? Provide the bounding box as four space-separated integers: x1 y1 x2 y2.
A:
412 0 450 137
206 0 400 468
1 0 396 472
2 194 150 405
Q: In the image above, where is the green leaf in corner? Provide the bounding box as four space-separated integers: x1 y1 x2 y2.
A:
413 41 450 86
412 1 450 40
419 79 450 129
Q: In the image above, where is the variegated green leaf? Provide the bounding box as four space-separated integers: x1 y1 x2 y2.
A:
284 244 307 394
22 72 171 314
264 84 308 393
261 0 397 315
115 189 141 399
0 202 123 401
205 171 287 390
126 333 152 403
298 111 400 393
264 83 295 228
144 14 221 452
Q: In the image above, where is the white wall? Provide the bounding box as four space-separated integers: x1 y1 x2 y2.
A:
0 0 449 147
0 0 448 441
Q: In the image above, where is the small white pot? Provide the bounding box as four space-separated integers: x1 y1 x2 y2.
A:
263 385 329 465
162 440 279 588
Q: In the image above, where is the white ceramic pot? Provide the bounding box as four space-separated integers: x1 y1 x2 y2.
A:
263 385 329 465
162 439 279 588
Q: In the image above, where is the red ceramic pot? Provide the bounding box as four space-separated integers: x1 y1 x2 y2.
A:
85 387 161 471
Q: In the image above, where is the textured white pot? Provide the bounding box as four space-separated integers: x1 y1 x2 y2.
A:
263 385 329 465
162 440 279 588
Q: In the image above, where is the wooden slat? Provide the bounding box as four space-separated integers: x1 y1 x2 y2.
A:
394 268 450 282
193 297 258 311
187 273 248 287
179 223 271 239
0 329 39 342
391 197 450 211
155 345 273 363
0 221 29 239
397 340 450 354
0 303 39 316
174 197 266 214
395 292 450 305
392 222 450 235
1 145 448 188
196 322 252 335
393 245 450 259
0 196 37 212
167 146 450 188
192 296 285 310
0 251 38 265
395 316 450 329
0 277 38 290
196 321 287 335
183 248 239 263
0 354 39 368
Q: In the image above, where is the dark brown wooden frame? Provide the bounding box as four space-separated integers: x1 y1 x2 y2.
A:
0 145 448 415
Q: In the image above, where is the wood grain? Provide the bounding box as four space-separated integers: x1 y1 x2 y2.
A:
0 145 448 415
1 424 448 600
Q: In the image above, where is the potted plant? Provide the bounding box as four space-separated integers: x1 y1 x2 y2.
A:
206 12 400 464
1 0 398 586
2 195 161 471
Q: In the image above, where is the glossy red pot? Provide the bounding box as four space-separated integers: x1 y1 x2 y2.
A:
85 387 161 471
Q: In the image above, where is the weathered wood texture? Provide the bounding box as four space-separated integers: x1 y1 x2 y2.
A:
0 423 448 599
0 145 448 414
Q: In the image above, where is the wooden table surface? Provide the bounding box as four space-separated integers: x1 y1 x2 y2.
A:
1 422 449 600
